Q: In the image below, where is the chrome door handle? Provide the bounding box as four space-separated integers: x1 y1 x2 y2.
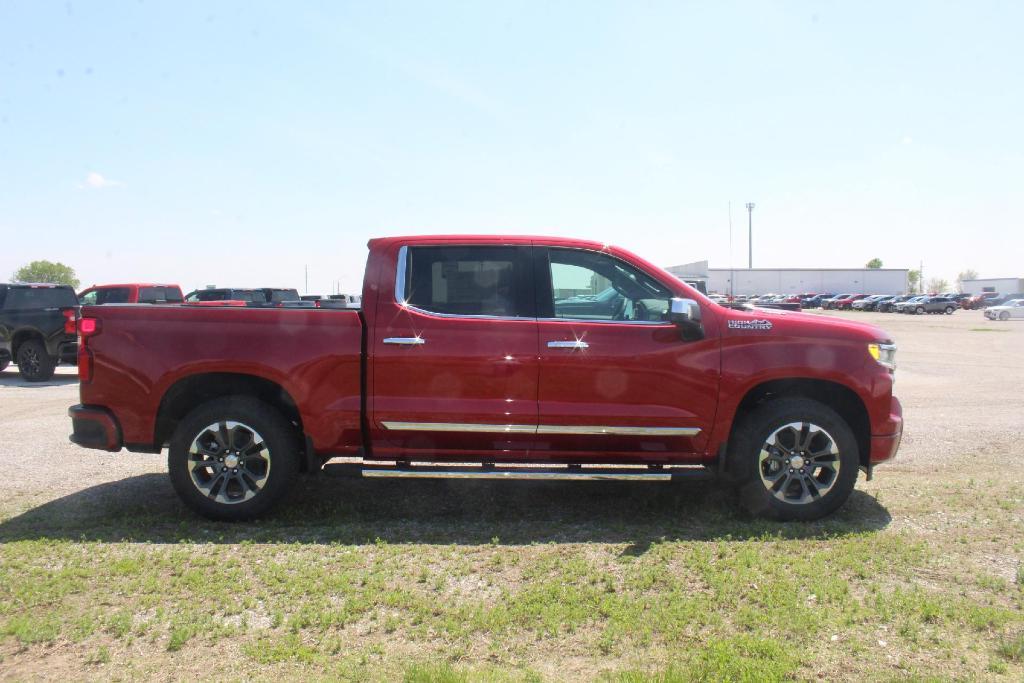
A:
547 340 589 350
383 337 425 345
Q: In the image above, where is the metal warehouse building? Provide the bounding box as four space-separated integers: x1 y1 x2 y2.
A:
961 277 1024 295
665 261 909 296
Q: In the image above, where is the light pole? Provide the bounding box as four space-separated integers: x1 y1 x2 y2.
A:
745 202 755 268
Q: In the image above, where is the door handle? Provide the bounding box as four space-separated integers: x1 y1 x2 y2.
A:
547 340 589 350
383 337 425 345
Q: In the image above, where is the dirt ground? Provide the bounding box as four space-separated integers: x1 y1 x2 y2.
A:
0 308 1022 681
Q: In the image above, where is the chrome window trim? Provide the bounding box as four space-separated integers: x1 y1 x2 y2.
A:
382 421 700 437
537 317 674 327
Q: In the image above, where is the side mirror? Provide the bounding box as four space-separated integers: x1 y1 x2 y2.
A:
669 297 704 340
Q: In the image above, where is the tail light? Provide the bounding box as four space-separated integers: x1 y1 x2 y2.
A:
63 308 77 334
77 318 100 383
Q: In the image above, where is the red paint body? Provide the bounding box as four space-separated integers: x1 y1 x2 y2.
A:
71 236 902 468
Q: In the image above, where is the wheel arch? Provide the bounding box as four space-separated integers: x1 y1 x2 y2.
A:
154 372 313 470
728 377 871 472
11 327 45 358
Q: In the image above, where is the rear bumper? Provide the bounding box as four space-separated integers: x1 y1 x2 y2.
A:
869 395 903 464
68 404 123 452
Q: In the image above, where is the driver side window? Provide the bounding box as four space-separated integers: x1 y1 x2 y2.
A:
547 248 672 322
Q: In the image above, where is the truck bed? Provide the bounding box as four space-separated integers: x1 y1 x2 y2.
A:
78 304 364 454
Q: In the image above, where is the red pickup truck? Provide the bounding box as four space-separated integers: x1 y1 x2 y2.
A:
68 235 902 521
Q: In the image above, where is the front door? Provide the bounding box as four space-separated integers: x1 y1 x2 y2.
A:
370 243 539 460
534 246 720 461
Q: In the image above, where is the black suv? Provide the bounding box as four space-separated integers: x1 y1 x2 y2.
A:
0 283 79 381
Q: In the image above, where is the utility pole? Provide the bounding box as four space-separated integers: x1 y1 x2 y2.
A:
728 202 734 298
919 260 923 294
745 202 755 268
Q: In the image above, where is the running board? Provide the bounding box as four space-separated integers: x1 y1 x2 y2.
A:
356 464 715 482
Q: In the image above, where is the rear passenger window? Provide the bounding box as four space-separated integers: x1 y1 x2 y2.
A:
403 246 530 317
139 287 183 303
96 288 130 304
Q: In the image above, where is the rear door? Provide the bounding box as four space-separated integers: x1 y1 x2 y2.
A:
534 246 719 460
369 243 539 459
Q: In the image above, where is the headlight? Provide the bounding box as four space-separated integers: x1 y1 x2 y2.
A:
868 342 897 371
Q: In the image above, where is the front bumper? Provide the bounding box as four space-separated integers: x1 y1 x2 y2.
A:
869 395 903 464
68 404 123 452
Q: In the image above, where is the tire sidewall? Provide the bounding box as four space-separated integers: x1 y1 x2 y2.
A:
17 338 56 382
168 396 299 521
729 398 860 521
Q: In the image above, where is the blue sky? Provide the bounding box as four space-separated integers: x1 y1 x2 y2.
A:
1 1 1021 294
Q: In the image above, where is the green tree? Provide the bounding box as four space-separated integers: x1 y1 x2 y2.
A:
956 269 978 293
12 260 80 289
926 277 949 293
865 258 883 269
907 269 921 293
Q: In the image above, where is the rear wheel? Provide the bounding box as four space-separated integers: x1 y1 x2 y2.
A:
0 360 8 373
945 306 954 315
16 338 56 381
728 398 859 521
168 397 299 521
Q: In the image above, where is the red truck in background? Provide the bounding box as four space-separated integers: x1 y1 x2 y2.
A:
77 283 184 305
68 235 903 522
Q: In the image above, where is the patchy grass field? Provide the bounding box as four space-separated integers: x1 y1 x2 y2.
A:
1 310 1023 680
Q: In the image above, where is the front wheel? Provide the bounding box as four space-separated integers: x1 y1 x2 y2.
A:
16 338 56 381
915 306 925 315
168 397 299 521
728 398 859 521
1000 311 1010 321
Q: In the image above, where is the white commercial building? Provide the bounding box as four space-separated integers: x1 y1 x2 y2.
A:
665 261 909 296
961 277 1024 295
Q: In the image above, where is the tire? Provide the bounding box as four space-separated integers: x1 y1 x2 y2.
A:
1000 311 1010 321
727 397 859 521
945 306 954 315
168 396 300 521
16 338 56 382
0 360 8 373
915 306 925 315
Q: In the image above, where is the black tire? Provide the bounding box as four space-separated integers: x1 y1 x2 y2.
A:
915 306 925 315
1000 311 1010 321
16 338 56 382
945 306 954 315
727 398 859 521
168 396 299 521
0 360 8 373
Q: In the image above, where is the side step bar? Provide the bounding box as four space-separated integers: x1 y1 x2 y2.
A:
353 464 715 482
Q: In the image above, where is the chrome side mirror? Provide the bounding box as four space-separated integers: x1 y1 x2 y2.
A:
669 297 704 340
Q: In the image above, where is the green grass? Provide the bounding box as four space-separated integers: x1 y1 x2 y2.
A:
1 476 1022 679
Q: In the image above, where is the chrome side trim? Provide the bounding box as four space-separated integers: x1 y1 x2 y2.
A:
536 425 701 436
380 421 701 437
382 421 536 433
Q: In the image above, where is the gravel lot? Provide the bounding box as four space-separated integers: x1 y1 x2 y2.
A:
1 308 1022 680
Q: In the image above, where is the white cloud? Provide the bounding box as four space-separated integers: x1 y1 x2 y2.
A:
79 171 123 189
